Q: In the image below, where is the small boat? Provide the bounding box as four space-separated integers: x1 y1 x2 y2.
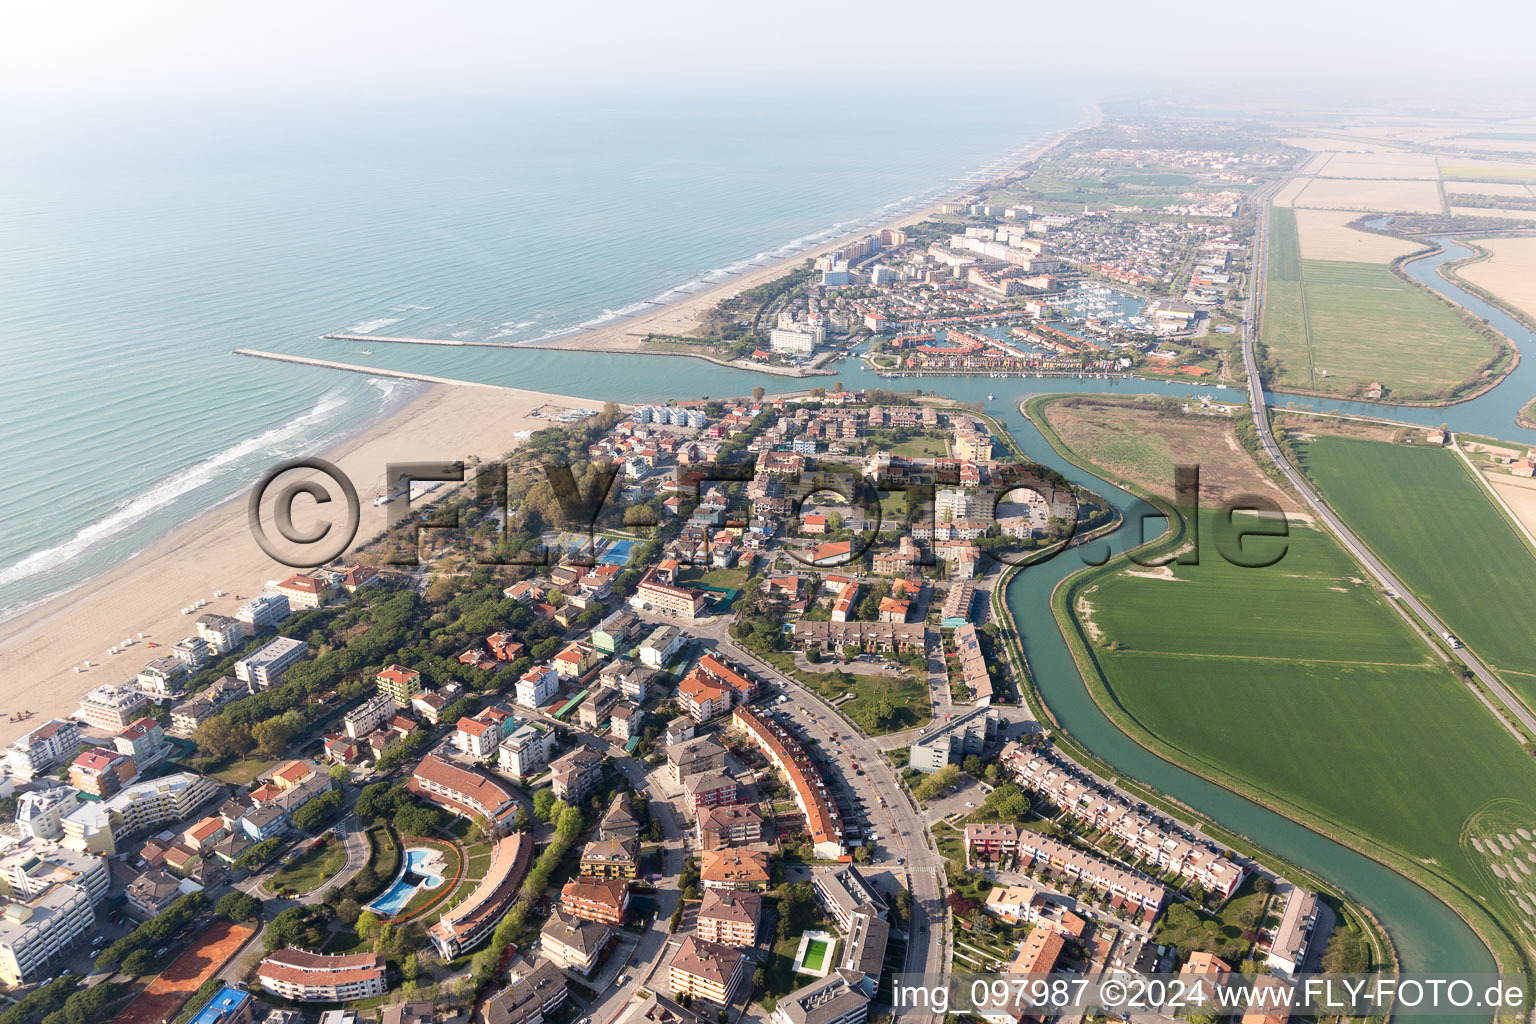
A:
361 348 373 356
373 493 392 507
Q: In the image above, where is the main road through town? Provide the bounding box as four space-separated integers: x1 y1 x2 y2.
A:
1240 184 1536 740
677 611 949 1024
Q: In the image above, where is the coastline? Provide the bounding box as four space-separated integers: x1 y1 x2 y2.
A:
0 103 1103 745
0 382 596 743
519 105 1102 356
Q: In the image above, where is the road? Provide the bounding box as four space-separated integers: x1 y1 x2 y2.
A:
695 623 948 1024
1239 183 1536 740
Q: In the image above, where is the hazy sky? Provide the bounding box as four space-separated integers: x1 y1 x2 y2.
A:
3 0 1533 105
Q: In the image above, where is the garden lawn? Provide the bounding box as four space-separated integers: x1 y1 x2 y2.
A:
267 839 346 896
1295 436 1536 693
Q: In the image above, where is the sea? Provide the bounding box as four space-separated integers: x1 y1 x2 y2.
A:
0 92 1088 620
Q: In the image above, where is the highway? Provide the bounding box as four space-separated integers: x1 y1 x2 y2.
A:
1239 185 1536 739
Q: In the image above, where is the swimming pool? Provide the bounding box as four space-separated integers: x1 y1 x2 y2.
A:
600 538 636 565
365 847 444 917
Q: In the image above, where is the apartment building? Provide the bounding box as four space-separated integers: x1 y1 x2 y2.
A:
343 694 395 740
234 637 307 688
538 910 612 973
696 803 764 851
812 864 886 932
666 735 727 786
69 748 137 798
771 971 871 1024
1267 888 1322 974
0 877 96 985
637 625 684 669
699 848 771 891
76 684 149 732
483 962 569 1024
599 659 655 703
61 772 221 856
559 877 630 925
599 793 641 841
609 702 642 742
497 724 552 782
631 574 708 623
170 676 250 737
696 889 760 947
578 688 621 731
732 707 844 859
549 747 604 803
114 717 169 771
195 613 246 654
682 771 740 819
668 935 748 1005
1001 745 1245 900
907 706 998 773
579 837 640 879
257 950 387 1002
377 664 424 706
235 592 291 636
5 720 81 781
428 833 532 959
275 573 334 610
965 826 1167 922
408 756 518 831
15 789 80 842
172 636 210 669
455 709 508 760
514 664 560 710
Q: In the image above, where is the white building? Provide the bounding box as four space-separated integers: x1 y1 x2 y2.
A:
5 720 82 782
498 725 552 782
236 592 291 636
514 665 560 710
76 685 150 732
14 790 81 842
61 772 221 856
769 327 819 357
196 612 246 654
234 637 308 688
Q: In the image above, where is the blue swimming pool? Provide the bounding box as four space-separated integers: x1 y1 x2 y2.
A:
600 538 636 565
364 847 443 917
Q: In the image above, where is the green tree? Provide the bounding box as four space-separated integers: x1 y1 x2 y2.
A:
216 892 262 922
533 788 556 821
251 710 305 758
120 949 156 977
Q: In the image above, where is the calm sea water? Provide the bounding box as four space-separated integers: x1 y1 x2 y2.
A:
0 94 1085 618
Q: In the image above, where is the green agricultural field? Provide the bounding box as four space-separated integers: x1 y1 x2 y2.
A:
1294 435 1536 697
1262 205 1495 399
1082 519 1406 664
1067 508 1536 948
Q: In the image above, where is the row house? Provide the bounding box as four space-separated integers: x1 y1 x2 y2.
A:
1002 746 1244 899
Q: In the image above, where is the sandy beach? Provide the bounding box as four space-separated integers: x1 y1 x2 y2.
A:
0 383 596 744
0 108 1098 746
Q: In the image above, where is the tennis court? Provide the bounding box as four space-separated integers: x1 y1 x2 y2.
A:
599 538 637 565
